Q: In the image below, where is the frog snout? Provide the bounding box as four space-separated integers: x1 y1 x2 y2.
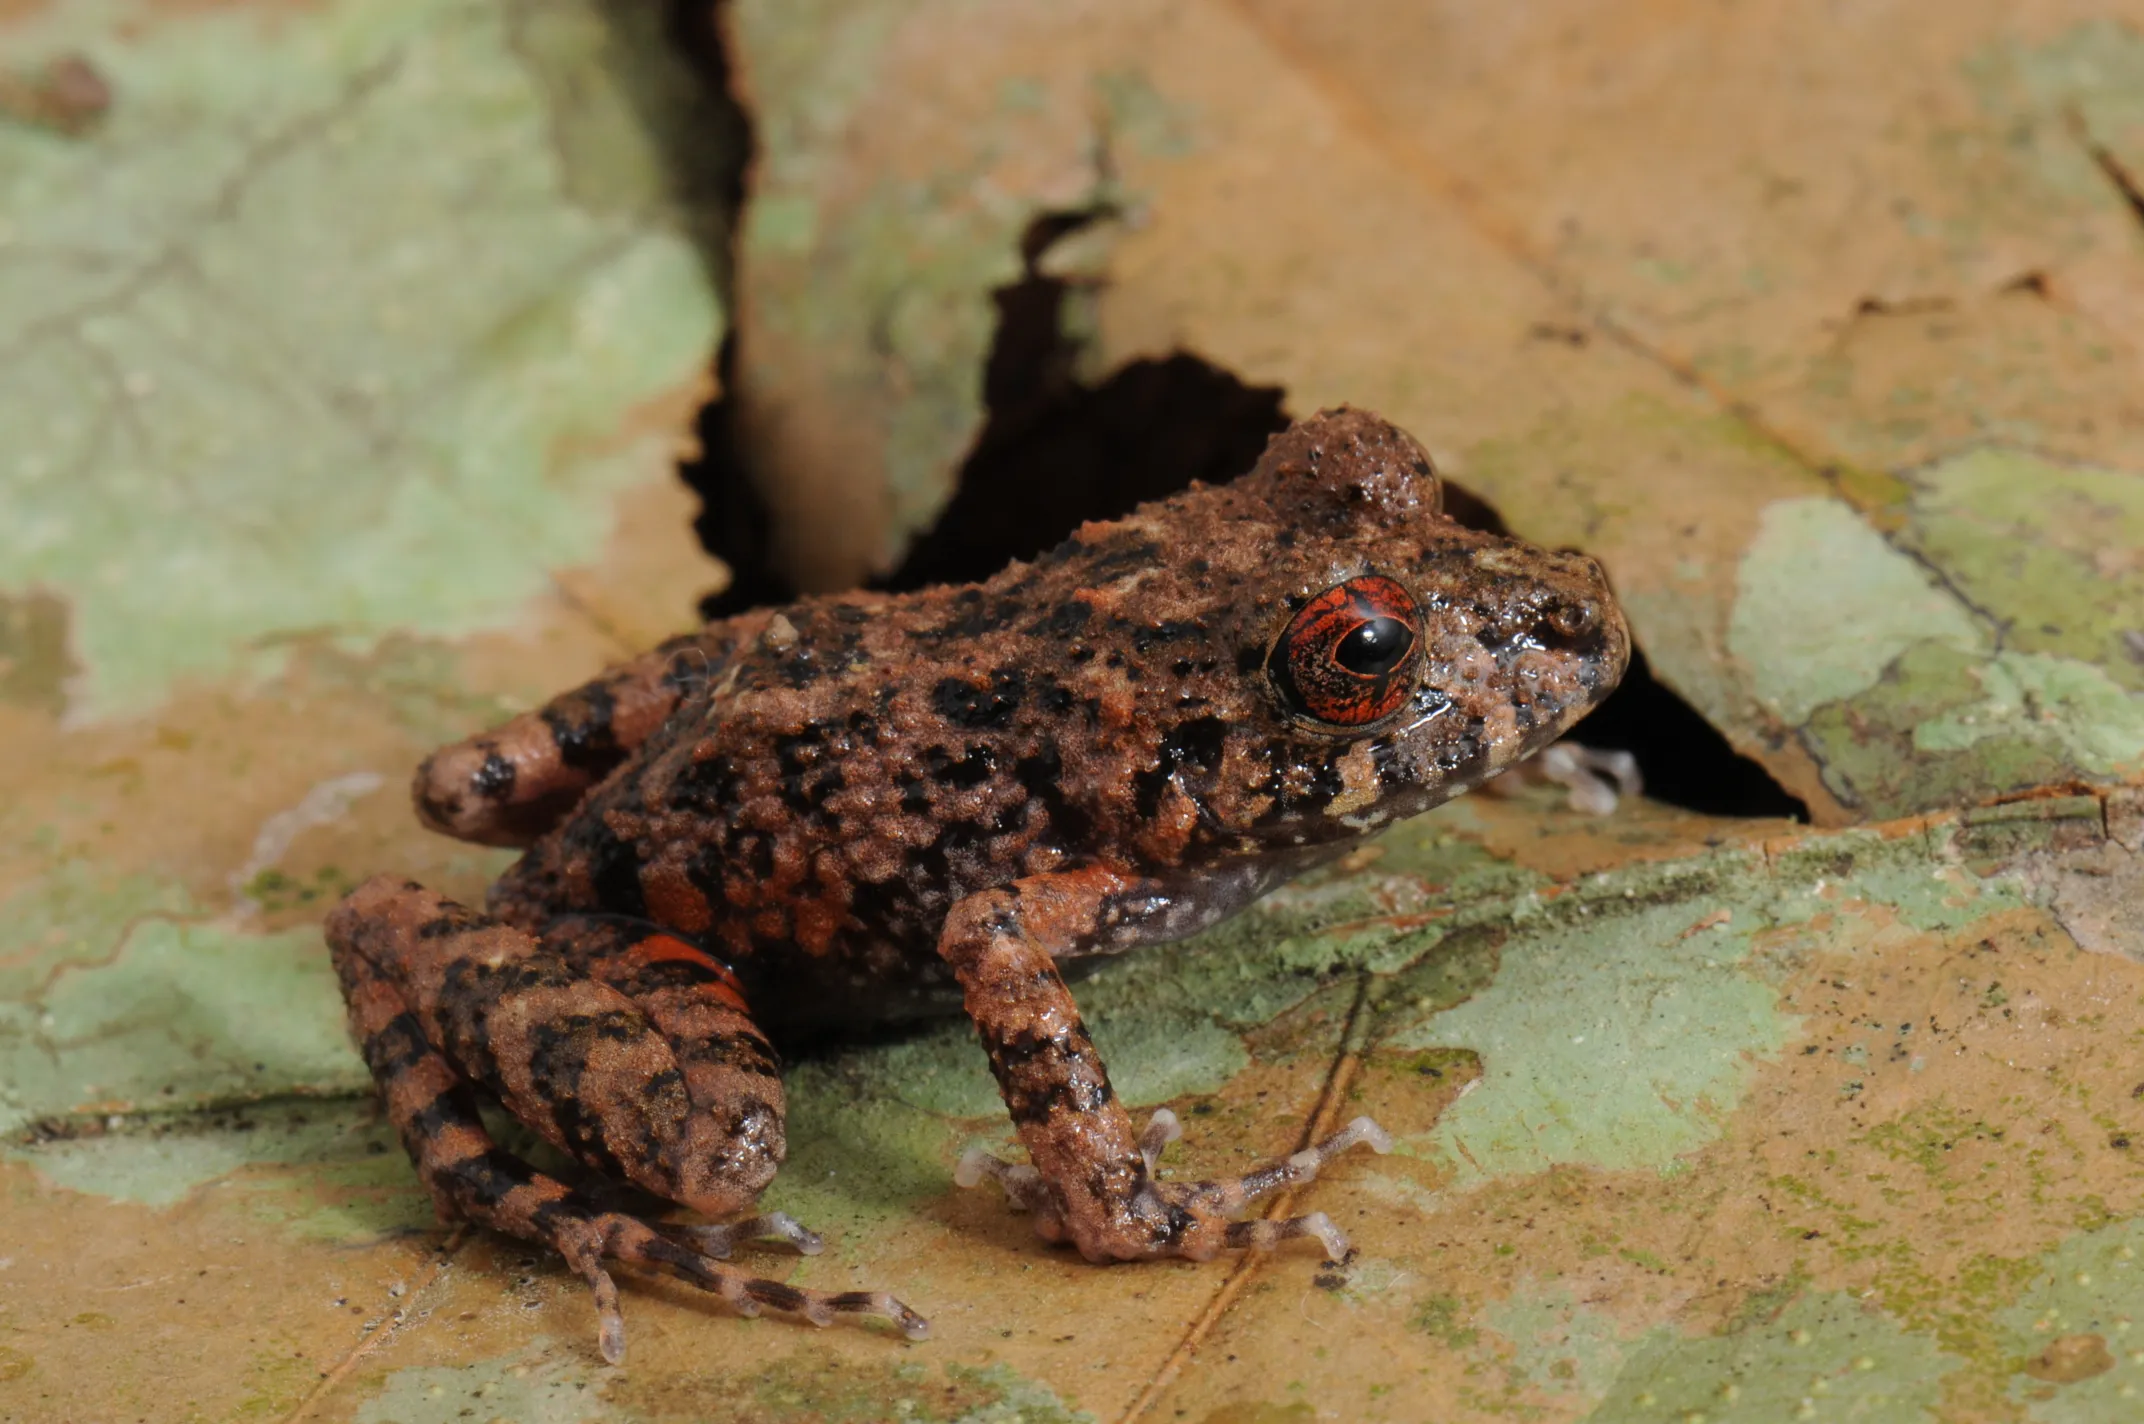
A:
1536 598 1599 645
1524 555 1629 688
1527 590 1613 655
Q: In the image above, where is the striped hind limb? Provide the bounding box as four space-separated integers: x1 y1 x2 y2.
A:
326 877 927 1358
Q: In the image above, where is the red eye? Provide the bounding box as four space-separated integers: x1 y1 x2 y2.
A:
1267 575 1422 728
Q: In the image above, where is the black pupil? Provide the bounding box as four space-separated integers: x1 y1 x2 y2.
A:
1335 617 1413 677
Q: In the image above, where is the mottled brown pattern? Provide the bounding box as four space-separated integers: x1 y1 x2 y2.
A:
325 409 1630 1361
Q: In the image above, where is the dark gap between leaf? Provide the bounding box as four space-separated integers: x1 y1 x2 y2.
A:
650 0 793 619
1568 644 1810 821
878 209 1289 592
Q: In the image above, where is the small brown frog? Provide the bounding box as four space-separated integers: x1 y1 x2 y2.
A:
326 409 1629 1362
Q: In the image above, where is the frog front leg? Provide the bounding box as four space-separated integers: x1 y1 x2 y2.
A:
939 868 1391 1262
326 876 927 1361
413 611 782 847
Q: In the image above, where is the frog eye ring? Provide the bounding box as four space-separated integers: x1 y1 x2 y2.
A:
1267 575 1423 728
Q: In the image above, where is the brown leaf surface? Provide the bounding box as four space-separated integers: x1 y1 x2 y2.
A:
8 3 2144 1423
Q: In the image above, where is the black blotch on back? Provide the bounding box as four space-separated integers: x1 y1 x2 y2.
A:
933 670 1026 729
929 745 996 788
1017 747 1092 846
586 828 649 918
1132 715 1230 819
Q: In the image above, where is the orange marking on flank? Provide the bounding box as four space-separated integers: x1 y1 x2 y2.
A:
641 862 714 934
632 933 752 1015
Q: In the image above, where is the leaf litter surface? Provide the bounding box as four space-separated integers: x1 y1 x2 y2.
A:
3 2 2143 1423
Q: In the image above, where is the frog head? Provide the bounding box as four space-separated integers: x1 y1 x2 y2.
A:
1118 408 1632 853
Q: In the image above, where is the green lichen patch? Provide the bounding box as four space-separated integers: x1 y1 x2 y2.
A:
0 0 724 720
356 1341 616 1424
1731 483 2144 818
1962 20 2144 214
1485 1285 1634 1407
1389 880 1791 1183
1894 448 2144 694
727 1 1183 581
1729 495 1989 729
0 861 192 1001
1805 644 2144 819
1997 1219 2144 1423
0 916 362 1138
7 1099 430 1243
609 1354 1094 1424
1589 1292 1962 1423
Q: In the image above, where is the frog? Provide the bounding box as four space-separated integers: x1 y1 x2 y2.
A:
324 407 1631 1364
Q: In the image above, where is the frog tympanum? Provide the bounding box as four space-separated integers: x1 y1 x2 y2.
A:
326 408 1630 1361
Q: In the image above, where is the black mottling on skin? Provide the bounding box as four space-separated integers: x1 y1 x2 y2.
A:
671 754 743 817
404 1088 470 1144
677 1028 782 1080
447 1149 539 1209
1132 619 1204 654
586 830 649 919
474 751 517 800
544 684 620 772
1133 715 1230 820
1033 600 1093 638
747 1281 809 1312
933 670 1026 729
827 1291 883 1311
930 746 996 789
361 1012 434 1079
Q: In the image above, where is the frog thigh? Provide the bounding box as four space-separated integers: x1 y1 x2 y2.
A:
326 876 780 1216
328 884 924 1360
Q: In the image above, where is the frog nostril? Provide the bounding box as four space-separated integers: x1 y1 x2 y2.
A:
1533 600 1601 650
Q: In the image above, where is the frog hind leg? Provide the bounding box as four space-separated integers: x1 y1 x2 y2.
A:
937 868 1393 1264
326 876 928 1359
412 616 767 847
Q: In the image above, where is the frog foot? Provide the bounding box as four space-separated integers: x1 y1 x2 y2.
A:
540 1205 929 1362
959 1110 1392 1265
673 1210 826 1259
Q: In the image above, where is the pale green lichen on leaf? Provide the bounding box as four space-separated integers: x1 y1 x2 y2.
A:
730 2 1173 562
1390 882 1790 1183
356 1342 616 1424
1589 1292 1961 1423
1729 495 1987 727
1962 19 2144 213
0 0 723 720
1483 1285 1637 1406
1912 651 2144 773
1895 447 2144 695
5 1101 430 1244
0 917 364 1137
1996 1219 2144 1422
0 861 191 1001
